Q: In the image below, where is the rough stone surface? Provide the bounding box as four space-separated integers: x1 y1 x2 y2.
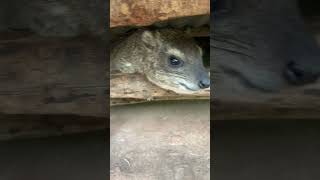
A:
110 0 210 27
110 100 210 180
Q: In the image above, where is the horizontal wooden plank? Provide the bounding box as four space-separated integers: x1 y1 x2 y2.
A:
0 35 107 117
213 81 320 120
0 131 106 179
0 114 106 141
110 0 210 27
110 73 209 106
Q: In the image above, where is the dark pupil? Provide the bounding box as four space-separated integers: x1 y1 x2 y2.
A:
169 56 181 66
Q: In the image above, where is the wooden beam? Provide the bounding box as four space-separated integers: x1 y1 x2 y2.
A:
0 131 106 179
0 35 107 117
213 82 320 120
110 0 210 28
110 73 209 106
0 114 106 141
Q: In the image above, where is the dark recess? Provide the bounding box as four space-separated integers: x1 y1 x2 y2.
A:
299 0 320 17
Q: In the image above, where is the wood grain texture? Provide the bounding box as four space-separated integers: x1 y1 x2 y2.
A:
0 114 106 141
110 73 210 106
110 0 210 27
212 81 320 120
0 35 107 117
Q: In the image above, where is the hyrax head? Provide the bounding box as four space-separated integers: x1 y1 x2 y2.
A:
140 29 210 94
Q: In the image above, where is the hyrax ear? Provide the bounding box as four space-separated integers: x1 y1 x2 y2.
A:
197 45 203 56
141 30 160 49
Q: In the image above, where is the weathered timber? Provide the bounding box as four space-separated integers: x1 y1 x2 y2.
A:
110 0 210 28
212 81 320 120
0 35 107 117
110 73 210 106
0 131 106 179
0 114 106 141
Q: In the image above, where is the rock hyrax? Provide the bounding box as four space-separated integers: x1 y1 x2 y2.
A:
111 28 210 94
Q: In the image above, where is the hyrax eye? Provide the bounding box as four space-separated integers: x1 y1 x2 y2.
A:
168 55 184 67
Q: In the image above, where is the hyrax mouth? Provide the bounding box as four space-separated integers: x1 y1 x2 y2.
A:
179 83 199 91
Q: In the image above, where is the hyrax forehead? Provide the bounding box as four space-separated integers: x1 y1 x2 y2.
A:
141 28 203 62
160 29 203 59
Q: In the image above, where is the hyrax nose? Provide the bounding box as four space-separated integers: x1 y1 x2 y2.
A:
284 61 319 85
199 78 210 89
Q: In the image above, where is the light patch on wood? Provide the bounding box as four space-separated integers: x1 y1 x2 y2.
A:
120 3 130 15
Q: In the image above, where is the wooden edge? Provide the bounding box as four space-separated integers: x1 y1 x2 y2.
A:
213 82 320 120
212 101 320 120
110 73 210 106
0 114 106 141
0 35 107 117
110 0 210 28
